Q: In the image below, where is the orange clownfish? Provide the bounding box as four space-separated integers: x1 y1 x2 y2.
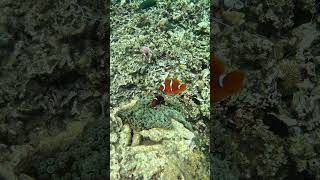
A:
160 78 187 95
211 53 245 102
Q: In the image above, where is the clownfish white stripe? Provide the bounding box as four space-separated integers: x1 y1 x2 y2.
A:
219 74 226 88
161 83 165 91
160 78 187 95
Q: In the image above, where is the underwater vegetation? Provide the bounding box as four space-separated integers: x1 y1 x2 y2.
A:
0 0 108 179
211 0 320 179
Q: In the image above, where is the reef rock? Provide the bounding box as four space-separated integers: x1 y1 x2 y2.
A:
110 115 209 180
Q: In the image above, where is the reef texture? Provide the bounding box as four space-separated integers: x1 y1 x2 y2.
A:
0 0 108 179
211 0 320 179
111 99 209 180
111 0 210 179
110 0 210 119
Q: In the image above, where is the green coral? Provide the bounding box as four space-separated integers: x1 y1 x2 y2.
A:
118 97 192 131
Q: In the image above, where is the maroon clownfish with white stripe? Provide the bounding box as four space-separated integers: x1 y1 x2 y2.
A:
160 78 187 95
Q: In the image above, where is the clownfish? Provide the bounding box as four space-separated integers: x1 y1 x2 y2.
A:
150 95 165 107
211 53 245 102
160 78 187 95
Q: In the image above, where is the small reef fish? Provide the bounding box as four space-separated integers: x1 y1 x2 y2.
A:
160 78 187 95
150 95 165 108
211 53 245 102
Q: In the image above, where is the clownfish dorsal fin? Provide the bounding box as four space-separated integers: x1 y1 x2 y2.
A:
218 74 226 87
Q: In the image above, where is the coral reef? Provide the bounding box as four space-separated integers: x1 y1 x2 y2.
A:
211 0 320 179
111 0 210 179
0 0 108 179
111 101 209 179
35 117 108 179
110 0 210 114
